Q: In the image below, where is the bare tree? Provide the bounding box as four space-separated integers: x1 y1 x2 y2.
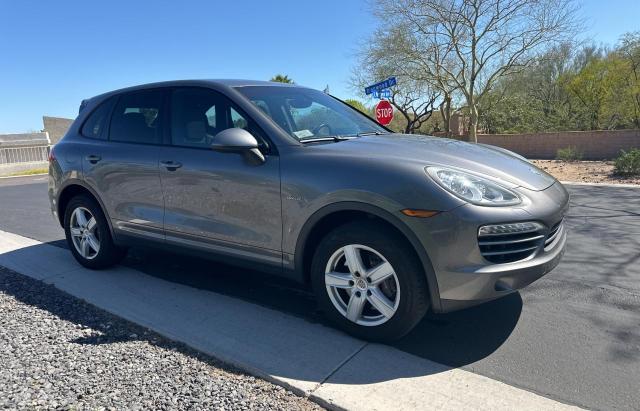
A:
374 0 580 142
354 24 459 135
391 25 460 135
352 41 441 134
388 83 440 134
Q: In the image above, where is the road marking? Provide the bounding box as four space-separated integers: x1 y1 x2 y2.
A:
0 229 581 410
561 180 640 188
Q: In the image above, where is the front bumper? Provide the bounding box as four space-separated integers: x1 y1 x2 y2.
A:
402 181 569 313
439 224 566 312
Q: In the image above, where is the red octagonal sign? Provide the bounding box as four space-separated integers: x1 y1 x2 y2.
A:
375 100 394 125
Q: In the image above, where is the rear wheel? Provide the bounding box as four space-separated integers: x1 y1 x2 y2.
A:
64 194 126 269
311 221 429 341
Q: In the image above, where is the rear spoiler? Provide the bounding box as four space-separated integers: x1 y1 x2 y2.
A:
78 99 89 113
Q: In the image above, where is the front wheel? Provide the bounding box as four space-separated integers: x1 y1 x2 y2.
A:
311 221 429 341
64 194 126 269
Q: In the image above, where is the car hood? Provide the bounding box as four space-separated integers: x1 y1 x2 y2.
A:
321 134 556 191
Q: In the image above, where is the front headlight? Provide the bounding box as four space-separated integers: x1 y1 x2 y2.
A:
426 167 521 206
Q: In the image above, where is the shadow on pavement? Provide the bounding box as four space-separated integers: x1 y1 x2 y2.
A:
394 293 522 367
123 245 521 368
123 246 322 321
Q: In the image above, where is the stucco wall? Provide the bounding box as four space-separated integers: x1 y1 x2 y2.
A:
0 132 50 147
476 129 640 160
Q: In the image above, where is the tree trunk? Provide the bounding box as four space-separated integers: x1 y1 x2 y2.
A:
399 110 412 134
634 95 640 128
405 122 412 134
468 103 479 143
439 94 452 136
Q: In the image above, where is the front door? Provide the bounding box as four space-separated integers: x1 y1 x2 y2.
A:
158 87 282 264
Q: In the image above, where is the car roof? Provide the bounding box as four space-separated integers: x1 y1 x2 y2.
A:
208 79 300 88
85 79 303 104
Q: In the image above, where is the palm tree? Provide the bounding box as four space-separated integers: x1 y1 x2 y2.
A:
270 74 294 84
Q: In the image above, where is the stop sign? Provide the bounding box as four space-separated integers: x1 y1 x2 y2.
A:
375 100 394 125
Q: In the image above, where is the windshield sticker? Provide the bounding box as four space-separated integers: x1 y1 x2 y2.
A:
293 129 314 138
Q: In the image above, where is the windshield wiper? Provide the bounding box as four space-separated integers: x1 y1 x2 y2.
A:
299 135 353 144
355 131 387 137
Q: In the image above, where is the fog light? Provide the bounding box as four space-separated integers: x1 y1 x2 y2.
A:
478 221 544 236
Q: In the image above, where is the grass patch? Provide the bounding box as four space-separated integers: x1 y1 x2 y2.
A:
4 167 48 177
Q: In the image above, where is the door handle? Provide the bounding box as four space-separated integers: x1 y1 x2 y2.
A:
85 155 101 164
160 160 182 171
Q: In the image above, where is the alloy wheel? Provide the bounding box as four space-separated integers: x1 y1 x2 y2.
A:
69 207 100 260
324 244 400 326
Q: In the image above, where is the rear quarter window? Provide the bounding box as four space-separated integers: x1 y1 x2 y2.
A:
80 98 115 139
109 90 164 144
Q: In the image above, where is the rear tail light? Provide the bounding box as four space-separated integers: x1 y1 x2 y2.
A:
48 146 56 163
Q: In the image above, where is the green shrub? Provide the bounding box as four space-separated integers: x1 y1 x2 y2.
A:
556 146 583 162
614 148 640 175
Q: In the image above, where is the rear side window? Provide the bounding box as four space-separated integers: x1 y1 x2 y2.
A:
81 98 114 139
109 90 164 144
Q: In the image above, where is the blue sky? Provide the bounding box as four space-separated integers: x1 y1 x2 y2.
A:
0 0 638 133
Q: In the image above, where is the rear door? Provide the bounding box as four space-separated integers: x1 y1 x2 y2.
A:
82 89 166 241
158 87 282 265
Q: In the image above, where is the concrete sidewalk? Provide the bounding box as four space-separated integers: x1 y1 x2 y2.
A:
0 230 579 410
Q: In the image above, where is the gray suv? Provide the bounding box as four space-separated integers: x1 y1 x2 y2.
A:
48 80 568 341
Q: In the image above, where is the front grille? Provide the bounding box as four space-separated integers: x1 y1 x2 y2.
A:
478 219 565 264
478 228 545 264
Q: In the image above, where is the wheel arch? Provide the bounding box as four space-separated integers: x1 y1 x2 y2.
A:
57 181 116 239
294 202 442 312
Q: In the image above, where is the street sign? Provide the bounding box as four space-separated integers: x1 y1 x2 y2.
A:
375 100 394 125
372 89 391 99
365 76 397 95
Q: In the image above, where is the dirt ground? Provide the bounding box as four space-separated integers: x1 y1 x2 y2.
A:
532 160 640 185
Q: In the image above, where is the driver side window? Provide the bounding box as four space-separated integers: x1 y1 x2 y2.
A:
170 88 265 149
171 88 220 148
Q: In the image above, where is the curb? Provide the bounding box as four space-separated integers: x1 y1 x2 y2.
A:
561 180 640 188
0 173 48 179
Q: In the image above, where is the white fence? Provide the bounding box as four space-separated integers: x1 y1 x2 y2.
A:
0 145 50 165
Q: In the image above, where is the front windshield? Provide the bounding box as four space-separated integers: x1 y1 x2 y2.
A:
234 86 388 141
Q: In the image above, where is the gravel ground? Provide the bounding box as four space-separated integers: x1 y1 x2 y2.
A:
0 266 322 411
532 160 640 185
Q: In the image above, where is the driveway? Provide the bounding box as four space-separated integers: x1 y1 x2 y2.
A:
1 175 639 410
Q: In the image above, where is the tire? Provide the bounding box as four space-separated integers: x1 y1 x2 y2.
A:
311 220 430 342
64 194 126 269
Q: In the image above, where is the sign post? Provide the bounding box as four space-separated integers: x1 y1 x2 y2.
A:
365 76 396 125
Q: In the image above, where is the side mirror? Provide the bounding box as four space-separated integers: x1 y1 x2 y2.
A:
211 128 265 163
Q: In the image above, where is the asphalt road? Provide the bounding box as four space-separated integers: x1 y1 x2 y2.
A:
1 175 638 410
